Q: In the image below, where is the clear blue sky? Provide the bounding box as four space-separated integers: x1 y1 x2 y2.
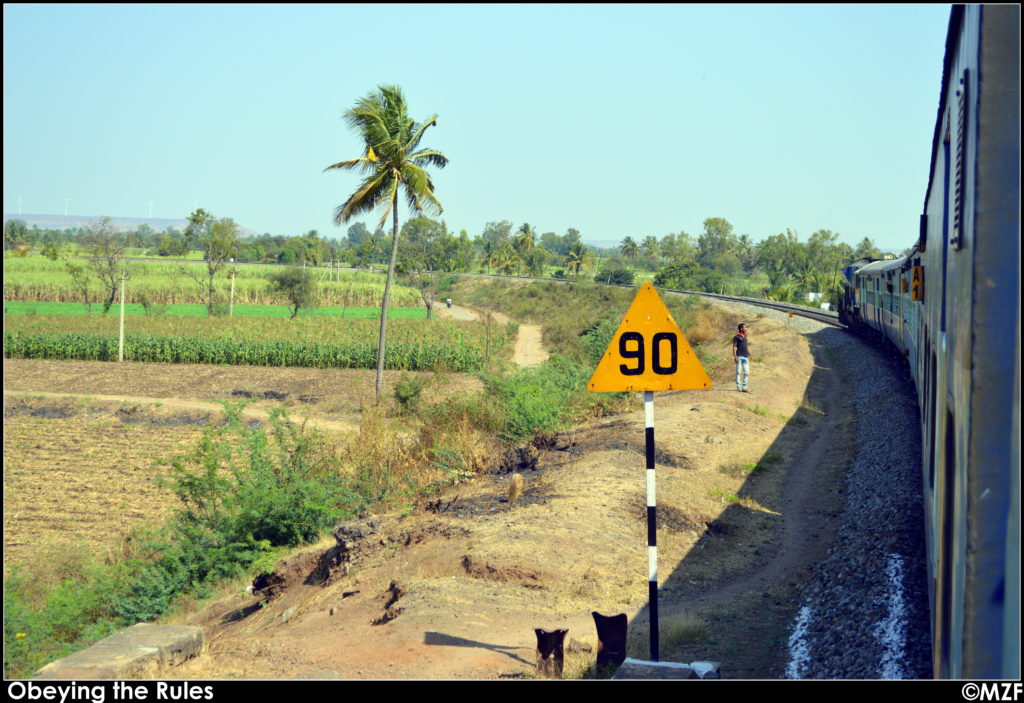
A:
3 3 952 251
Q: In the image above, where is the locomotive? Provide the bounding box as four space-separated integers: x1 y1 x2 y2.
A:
837 5 1019 679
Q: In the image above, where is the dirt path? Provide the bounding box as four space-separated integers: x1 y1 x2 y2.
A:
437 304 548 367
511 324 549 368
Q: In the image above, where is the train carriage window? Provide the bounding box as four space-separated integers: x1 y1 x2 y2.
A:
951 69 968 251
941 125 951 332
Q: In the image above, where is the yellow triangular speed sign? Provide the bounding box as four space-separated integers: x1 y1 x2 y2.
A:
588 282 712 392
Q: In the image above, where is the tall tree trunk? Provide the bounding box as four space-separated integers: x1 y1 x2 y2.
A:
208 270 215 316
375 201 400 403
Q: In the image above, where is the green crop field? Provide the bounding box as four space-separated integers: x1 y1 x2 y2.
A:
3 301 427 319
2 254 422 308
4 314 512 372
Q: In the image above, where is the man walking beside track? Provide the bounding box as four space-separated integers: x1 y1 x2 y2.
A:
733 323 750 392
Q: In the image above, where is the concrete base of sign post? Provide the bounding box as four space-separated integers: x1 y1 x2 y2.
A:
611 658 721 680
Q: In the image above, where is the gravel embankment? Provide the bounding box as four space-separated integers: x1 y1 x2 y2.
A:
707 299 932 679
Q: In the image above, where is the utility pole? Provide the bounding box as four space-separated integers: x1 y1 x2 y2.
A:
118 268 128 362
831 259 842 311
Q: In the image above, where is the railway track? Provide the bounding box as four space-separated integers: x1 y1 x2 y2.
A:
672 291 844 328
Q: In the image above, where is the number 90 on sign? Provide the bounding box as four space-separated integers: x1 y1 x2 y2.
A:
618 331 678 376
587 281 712 392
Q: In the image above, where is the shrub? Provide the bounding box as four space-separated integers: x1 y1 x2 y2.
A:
394 373 431 413
484 355 590 442
594 267 635 286
579 317 620 364
268 266 318 319
116 403 365 621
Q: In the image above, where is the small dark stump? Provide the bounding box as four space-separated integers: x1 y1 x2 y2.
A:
592 612 627 676
534 628 569 679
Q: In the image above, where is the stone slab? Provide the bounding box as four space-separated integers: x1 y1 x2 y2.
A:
612 658 721 680
35 624 203 680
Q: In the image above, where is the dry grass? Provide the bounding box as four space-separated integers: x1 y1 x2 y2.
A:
625 614 710 662
2 403 204 572
686 307 730 347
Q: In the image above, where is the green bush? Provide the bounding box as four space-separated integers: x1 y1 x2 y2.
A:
485 355 591 442
115 404 365 622
418 390 507 437
594 267 635 286
579 317 620 364
394 373 431 413
4 559 130 678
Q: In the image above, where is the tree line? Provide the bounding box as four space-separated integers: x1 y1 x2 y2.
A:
4 209 895 314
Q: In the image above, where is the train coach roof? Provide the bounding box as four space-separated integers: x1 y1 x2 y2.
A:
855 257 908 276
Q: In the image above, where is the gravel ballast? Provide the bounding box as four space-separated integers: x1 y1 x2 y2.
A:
710 299 932 679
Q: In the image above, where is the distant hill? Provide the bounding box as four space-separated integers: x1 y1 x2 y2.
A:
3 213 257 237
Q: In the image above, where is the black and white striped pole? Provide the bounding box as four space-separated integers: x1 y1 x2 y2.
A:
645 389 659 661
587 283 713 666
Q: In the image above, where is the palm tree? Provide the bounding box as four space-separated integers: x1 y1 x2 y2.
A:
854 237 882 260
641 235 660 262
324 84 448 402
620 236 639 262
495 240 520 275
564 240 592 276
480 239 497 274
513 223 536 275
524 247 548 277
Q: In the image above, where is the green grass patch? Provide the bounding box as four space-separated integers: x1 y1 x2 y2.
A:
708 488 741 504
2 254 422 308
719 461 770 478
